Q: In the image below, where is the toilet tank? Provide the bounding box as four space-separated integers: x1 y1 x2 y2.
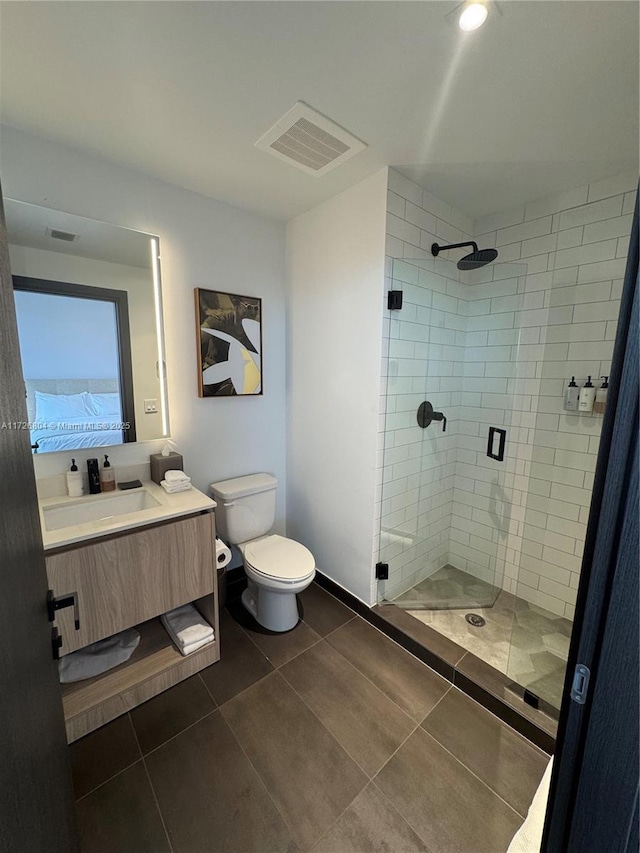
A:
210 473 277 544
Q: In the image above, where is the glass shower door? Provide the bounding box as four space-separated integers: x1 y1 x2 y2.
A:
378 256 445 607
378 257 529 629
503 246 623 713
377 184 634 720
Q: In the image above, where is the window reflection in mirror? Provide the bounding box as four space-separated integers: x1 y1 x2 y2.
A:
14 278 135 452
6 200 169 454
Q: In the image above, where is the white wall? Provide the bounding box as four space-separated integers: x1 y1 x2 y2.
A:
1 126 287 529
286 169 388 605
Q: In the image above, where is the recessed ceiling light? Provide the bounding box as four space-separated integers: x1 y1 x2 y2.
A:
458 2 489 31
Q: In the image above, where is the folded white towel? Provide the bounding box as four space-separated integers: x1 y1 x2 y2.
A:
180 635 215 656
160 479 191 494
161 604 214 644
165 469 191 484
161 604 214 655
163 622 215 657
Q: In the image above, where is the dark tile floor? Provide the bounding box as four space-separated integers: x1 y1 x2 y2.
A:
71 583 549 853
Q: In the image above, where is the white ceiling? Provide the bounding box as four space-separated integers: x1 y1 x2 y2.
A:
0 1 637 222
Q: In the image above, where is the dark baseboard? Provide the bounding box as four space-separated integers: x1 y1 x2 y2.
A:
313 570 370 616
313 570 556 754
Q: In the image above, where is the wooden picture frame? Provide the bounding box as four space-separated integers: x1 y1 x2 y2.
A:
195 288 262 397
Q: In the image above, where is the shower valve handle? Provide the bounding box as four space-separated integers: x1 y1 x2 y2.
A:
417 401 447 432
432 411 447 432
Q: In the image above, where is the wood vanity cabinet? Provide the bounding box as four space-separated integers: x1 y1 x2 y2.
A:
45 509 220 742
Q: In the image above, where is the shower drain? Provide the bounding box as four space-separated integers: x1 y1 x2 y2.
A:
465 613 486 627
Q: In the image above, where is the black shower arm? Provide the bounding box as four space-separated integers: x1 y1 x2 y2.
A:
432 241 478 255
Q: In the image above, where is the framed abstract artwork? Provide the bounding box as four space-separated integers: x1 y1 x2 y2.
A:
195 288 262 397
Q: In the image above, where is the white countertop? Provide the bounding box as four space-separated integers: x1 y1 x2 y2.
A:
39 480 216 551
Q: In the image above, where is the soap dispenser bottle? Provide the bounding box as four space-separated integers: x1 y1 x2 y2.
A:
87 458 101 494
66 458 83 497
578 376 596 413
100 454 116 492
564 377 579 412
593 376 609 414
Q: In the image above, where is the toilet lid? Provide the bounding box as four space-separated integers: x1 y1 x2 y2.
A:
244 534 315 581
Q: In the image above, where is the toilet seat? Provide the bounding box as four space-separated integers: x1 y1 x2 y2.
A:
243 534 315 582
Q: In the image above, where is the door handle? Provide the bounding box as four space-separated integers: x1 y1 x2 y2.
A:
47 589 80 630
487 427 506 461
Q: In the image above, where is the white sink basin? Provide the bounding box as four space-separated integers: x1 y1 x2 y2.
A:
43 489 162 531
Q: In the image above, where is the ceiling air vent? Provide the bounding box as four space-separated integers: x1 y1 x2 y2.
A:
49 228 77 242
255 101 367 177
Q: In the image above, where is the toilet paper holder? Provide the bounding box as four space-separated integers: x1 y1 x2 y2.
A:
215 537 232 568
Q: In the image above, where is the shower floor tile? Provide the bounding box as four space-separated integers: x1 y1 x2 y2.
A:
391 564 501 610
408 608 512 672
404 582 573 710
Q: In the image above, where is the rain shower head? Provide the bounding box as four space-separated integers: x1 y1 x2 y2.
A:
431 241 498 270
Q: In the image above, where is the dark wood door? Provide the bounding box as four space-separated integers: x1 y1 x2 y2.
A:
0 189 79 850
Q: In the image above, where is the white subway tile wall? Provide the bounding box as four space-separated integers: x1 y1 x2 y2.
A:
377 168 637 618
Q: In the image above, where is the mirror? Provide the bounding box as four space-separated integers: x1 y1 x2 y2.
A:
6 200 169 453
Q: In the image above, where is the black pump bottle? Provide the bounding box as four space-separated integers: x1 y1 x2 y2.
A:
87 458 101 494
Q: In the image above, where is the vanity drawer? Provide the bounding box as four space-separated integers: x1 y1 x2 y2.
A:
46 511 216 655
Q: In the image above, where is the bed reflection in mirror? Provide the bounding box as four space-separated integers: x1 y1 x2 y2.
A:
6 200 169 454
14 278 135 452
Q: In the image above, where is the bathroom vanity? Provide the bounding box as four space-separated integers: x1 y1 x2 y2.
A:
8 198 224 742
40 482 220 742
4 197 223 742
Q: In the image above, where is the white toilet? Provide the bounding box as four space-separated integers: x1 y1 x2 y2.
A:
210 473 315 632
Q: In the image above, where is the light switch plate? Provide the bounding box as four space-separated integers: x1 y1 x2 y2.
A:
144 399 158 414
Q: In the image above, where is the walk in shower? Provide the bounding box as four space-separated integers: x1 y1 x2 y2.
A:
377 228 624 715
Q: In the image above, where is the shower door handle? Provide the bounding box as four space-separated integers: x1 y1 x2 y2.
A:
487 427 506 461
